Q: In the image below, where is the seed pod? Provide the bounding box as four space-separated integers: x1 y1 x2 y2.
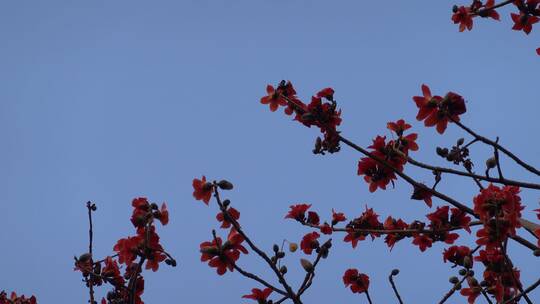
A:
300 258 314 272
78 253 92 263
486 157 497 169
217 180 234 190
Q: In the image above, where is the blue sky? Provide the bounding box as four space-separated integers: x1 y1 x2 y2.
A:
1 1 539 303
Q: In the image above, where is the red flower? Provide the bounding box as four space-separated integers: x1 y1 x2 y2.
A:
426 206 450 227
102 256 125 286
216 207 240 228
511 12 539 34
534 208 540 220
344 229 366 248
300 232 320 255
131 197 150 228
480 0 500 21
424 92 466 134
307 211 320 225
450 208 471 233
383 216 408 250
413 84 441 121
387 119 411 136
113 236 143 265
357 157 396 192
443 245 472 267
145 250 167 272
200 233 245 276
332 209 347 225
452 6 474 32
260 84 288 112
537 47 540 55
412 234 433 252
193 176 213 205
320 223 332 234
242 288 273 302
284 204 311 221
460 284 481 304
157 203 169 226
316 87 335 101
343 269 370 294
410 184 433 207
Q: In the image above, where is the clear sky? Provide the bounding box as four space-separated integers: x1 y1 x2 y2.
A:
1 1 539 303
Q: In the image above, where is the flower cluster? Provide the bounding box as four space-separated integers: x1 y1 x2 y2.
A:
193 177 249 275
473 248 522 302
451 0 499 32
413 84 466 134
260 81 342 154
451 0 540 54
200 228 248 275
473 184 523 248
74 198 174 304
357 120 419 193
0 291 36 304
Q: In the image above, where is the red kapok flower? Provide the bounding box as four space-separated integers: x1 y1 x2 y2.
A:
242 288 273 302
332 209 347 225
284 204 311 221
452 6 474 32
411 184 433 207
260 84 287 112
316 87 335 101
387 119 411 136
511 12 540 35
320 223 332 235
413 84 441 121
157 203 169 226
344 229 366 249
300 232 320 255
343 269 370 294
537 47 540 55
193 176 213 205
412 234 433 252
424 92 466 134
216 207 240 228
357 157 396 192
443 245 473 267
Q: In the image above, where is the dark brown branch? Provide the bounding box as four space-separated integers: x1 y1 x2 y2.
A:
438 274 468 304
233 264 287 296
365 290 374 304
405 156 540 190
494 137 504 180
86 201 96 304
452 120 540 176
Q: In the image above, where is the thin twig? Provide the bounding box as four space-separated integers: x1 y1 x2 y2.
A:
233 264 287 296
86 201 95 304
388 270 404 304
452 119 540 176
503 277 540 304
438 274 468 304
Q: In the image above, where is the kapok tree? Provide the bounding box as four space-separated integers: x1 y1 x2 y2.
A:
3 1 539 304
192 2 540 304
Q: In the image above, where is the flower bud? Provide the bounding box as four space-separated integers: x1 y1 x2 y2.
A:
486 157 497 169
456 138 465 146
222 199 230 208
217 180 234 190
534 249 540 257
463 256 472 269
391 269 400 276
459 269 467 276
277 251 285 259
449 276 459 284
78 253 92 263
300 258 314 272
280 266 288 274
